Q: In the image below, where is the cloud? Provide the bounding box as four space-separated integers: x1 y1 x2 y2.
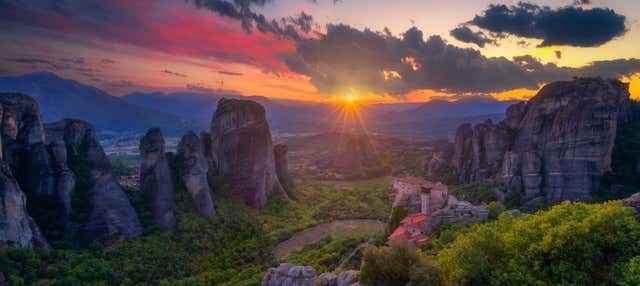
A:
462 2 626 47
161 69 188 77
189 0 315 40
218 70 243 76
101 58 116 64
555 50 562 59
450 26 495 47
287 25 640 95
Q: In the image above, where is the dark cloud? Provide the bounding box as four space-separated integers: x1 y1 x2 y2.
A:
288 25 640 95
464 2 626 47
450 26 495 47
190 0 315 40
7 56 99 77
218 70 244 76
161 69 188 77
101 58 116 64
555 50 562 59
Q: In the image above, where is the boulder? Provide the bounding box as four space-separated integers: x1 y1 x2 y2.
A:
336 270 359 286
46 119 142 245
262 263 317 286
315 273 337 286
139 128 176 229
177 131 215 217
0 161 49 248
210 98 287 209
448 78 631 203
274 144 295 190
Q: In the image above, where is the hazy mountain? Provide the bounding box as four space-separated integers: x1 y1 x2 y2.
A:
123 91 334 133
0 72 193 134
386 96 520 122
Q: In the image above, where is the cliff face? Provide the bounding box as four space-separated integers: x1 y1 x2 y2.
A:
274 144 295 191
209 98 287 209
2 94 142 248
176 131 215 217
139 128 176 229
46 119 142 245
443 78 630 203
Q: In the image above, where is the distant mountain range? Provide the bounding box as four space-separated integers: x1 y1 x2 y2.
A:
0 72 519 140
0 72 193 135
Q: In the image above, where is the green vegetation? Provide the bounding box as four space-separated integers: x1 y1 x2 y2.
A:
599 105 640 201
360 241 442 286
285 236 365 273
448 182 497 205
361 201 640 286
386 207 408 234
259 176 391 241
0 176 391 285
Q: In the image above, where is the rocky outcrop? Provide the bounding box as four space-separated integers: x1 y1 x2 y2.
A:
623 192 640 219
336 270 359 286
424 200 489 234
46 119 142 245
177 131 215 217
139 128 176 229
261 264 360 286
274 144 295 190
0 93 70 241
210 98 287 209
0 161 49 248
447 78 631 203
424 139 454 180
262 263 317 286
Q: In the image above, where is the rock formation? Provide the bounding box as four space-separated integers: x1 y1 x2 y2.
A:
623 192 640 219
262 263 317 286
424 199 489 234
177 131 215 217
209 98 287 209
139 128 176 229
274 144 295 190
46 119 142 245
0 161 49 248
261 263 360 286
0 93 70 241
424 139 454 180
439 78 631 203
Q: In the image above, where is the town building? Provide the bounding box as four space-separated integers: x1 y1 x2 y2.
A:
391 177 449 215
387 213 430 244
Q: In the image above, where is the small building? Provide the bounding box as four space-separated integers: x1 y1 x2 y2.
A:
387 213 430 245
391 177 449 215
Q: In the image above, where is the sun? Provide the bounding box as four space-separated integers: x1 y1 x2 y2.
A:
345 95 356 103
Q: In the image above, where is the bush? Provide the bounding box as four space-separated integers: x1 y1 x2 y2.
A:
434 201 640 286
484 201 506 220
360 241 441 286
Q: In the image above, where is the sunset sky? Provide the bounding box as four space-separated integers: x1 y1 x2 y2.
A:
1 0 639 102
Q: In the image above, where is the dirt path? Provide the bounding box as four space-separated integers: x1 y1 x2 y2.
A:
274 219 385 260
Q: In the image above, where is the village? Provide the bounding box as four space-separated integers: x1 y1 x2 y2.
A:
387 177 491 245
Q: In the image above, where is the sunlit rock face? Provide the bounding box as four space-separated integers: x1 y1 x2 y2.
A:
46 119 142 245
448 78 631 203
139 128 176 229
209 98 287 209
177 131 215 217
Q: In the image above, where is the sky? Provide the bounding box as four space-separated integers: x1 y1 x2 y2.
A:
1 0 639 103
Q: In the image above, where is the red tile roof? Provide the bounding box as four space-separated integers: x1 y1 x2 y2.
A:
400 213 428 229
388 226 412 241
387 226 430 244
